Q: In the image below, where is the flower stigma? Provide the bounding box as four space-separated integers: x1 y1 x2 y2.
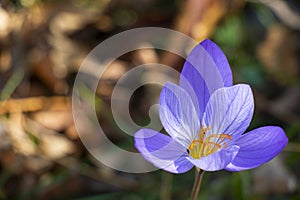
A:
188 126 232 159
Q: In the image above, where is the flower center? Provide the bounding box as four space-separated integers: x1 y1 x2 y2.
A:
187 126 232 159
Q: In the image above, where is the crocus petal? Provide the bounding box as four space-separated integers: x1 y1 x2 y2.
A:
203 84 254 139
159 82 200 148
179 39 232 118
187 145 240 171
134 128 193 173
225 126 288 171
200 39 232 86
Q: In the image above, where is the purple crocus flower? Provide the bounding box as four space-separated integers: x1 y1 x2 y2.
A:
134 39 288 173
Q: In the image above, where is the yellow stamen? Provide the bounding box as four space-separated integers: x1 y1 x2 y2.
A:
187 126 232 159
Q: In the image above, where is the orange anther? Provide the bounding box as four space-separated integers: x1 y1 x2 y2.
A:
187 126 232 159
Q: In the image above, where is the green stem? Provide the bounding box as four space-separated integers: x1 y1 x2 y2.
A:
191 169 205 200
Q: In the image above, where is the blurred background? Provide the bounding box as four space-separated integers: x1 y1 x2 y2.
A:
0 0 300 199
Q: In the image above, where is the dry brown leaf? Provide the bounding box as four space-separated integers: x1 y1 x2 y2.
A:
30 52 68 94
161 0 244 70
97 60 128 98
65 124 79 140
31 109 73 132
25 118 76 160
133 45 159 64
6 113 37 155
0 96 71 115
257 25 299 81
175 0 244 41
0 7 10 39
40 133 75 160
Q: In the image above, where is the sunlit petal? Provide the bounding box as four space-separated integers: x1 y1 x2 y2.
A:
187 145 240 171
134 128 193 173
159 82 200 148
179 39 232 118
225 126 288 171
203 84 254 139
